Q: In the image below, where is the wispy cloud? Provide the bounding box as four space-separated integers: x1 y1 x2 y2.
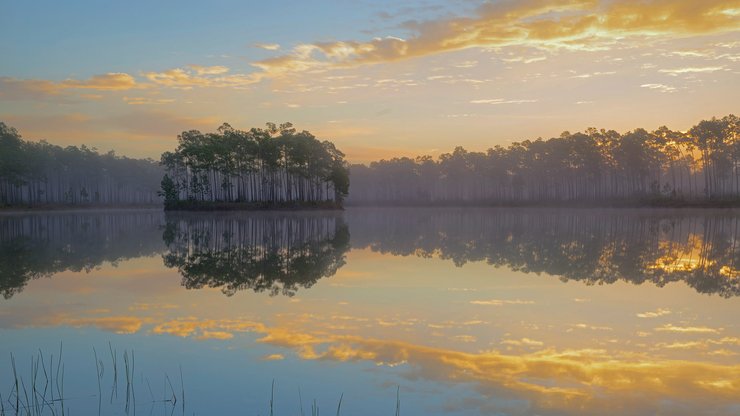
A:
142 66 260 89
470 98 538 105
254 43 281 51
470 299 535 306
636 308 672 318
655 324 722 334
658 66 727 75
0 72 141 100
641 83 677 93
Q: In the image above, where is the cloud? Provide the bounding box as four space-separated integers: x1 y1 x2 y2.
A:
62 72 139 90
188 65 230 75
655 324 722 334
252 326 740 415
249 0 740 77
123 96 176 105
255 43 281 51
263 354 285 360
469 299 535 306
469 98 538 105
569 71 616 78
658 66 727 75
641 83 677 93
636 308 672 318
501 337 544 347
56 315 144 334
142 66 259 89
0 72 141 101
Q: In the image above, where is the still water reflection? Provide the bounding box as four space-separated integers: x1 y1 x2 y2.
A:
0 208 738 415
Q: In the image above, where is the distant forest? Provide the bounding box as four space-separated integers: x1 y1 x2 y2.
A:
1 115 739 208
349 115 739 205
0 122 162 206
160 122 350 209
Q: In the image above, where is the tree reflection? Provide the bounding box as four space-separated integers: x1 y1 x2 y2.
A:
0 211 165 299
348 208 740 297
161 213 349 296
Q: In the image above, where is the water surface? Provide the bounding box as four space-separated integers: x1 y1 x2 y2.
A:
1 208 739 415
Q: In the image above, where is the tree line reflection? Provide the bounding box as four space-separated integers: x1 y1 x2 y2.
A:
0 211 164 298
348 208 740 297
161 213 349 296
0 209 738 299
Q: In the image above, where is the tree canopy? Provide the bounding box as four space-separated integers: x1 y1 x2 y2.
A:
0 122 162 206
348 115 739 204
160 122 350 208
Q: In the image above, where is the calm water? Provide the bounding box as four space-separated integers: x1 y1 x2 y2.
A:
1 208 739 415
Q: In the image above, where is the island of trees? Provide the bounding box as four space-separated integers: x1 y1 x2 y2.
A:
348 115 739 206
159 122 350 210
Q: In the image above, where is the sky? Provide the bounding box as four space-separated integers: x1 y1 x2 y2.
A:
1 0 739 163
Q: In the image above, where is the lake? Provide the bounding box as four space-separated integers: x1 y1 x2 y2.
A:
1 208 739 415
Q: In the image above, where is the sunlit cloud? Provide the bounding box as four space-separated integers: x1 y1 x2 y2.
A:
469 98 538 105
248 324 740 415
469 299 535 306
189 65 230 75
255 43 281 51
636 308 672 318
641 83 677 93
47 315 145 334
263 354 285 361
656 324 722 334
501 338 544 347
569 71 616 78
250 0 740 78
658 66 727 75
0 72 141 100
123 96 176 105
570 323 613 331
142 66 260 89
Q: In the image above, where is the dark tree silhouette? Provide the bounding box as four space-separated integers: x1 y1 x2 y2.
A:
159 122 350 208
0 212 165 299
347 208 740 297
0 122 162 206
348 115 739 205
161 212 350 296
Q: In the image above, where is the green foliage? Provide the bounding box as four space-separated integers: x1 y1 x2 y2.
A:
0 122 162 206
158 174 179 208
349 114 740 204
160 122 349 208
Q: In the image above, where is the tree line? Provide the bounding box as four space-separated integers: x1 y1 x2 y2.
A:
0 122 162 206
159 122 350 208
348 115 739 204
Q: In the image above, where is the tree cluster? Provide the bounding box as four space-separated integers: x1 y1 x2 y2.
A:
0 122 162 206
348 115 739 204
162 213 349 296
160 122 350 208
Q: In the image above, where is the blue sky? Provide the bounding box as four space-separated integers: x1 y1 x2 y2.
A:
1 0 738 161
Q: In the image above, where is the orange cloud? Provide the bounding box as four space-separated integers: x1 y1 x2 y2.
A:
251 0 740 77
142 66 259 89
0 72 141 100
61 72 139 91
